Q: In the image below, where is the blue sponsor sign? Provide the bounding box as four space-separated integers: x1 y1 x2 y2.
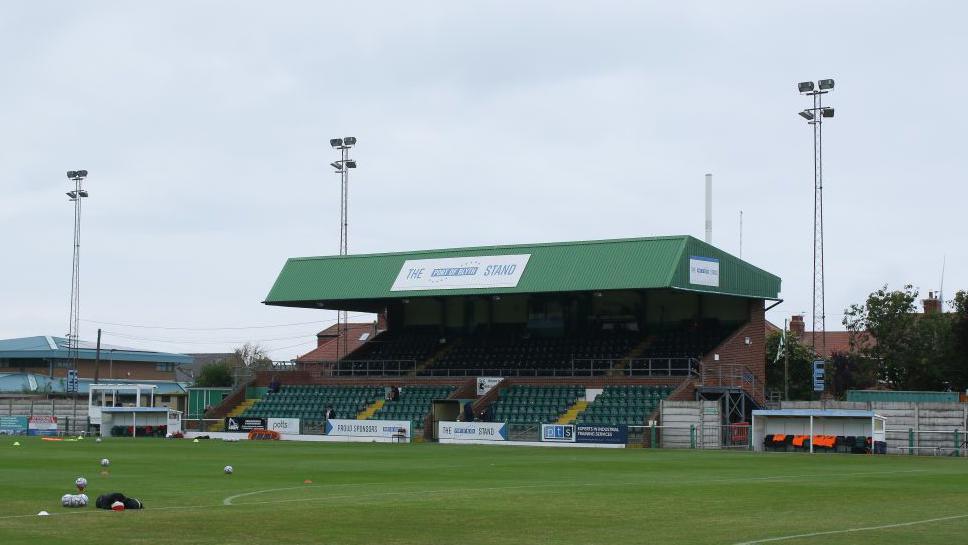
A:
813 360 825 392
576 424 627 444
541 424 575 442
0 416 28 435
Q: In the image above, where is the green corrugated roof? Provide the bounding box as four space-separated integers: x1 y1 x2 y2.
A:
264 235 780 309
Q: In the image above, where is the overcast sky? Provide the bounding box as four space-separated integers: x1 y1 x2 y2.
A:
2 2 964 360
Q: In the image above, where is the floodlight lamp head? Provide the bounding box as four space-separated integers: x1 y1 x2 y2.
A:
66 191 77 199
798 110 815 120
822 107 834 118
329 138 343 148
818 79 835 90
330 161 342 170
343 136 357 146
345 160 357 168
798 81 815 93
67 171 77 179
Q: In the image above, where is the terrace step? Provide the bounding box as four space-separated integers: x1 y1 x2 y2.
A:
557 400 588 424
357 399 384 420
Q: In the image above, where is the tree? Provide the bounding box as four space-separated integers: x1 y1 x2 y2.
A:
194 363 233 387
843 284 959 391
948 290 968 390
210 343 273 386
765 330 815 400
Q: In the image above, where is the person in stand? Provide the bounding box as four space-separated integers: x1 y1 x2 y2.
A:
390 385 400 402
268 376 280 394
463 401 475 422
324 405 336 420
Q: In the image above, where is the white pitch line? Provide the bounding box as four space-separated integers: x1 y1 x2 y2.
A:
223 485 319 505
733 513 968 544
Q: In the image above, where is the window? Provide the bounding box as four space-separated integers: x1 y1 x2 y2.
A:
156 363 175 372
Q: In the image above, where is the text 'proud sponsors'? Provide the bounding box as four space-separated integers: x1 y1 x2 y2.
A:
390 254 531 292
437 421 507 441
325 419 411 440
689 256 720 287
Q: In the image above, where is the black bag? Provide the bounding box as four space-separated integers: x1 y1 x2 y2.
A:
96 492 144 510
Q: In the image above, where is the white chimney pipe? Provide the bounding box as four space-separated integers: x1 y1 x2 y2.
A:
704 173 712 244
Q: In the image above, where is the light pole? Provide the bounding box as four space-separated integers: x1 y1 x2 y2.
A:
796 80 835 363
66 169 89 433
330 137 357 361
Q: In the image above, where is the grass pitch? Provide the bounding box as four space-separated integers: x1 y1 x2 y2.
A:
1 437 967 544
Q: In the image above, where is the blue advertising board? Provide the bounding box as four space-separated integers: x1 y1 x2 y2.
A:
813 360 825 392
576 425 627 444
0 416 28 435
541 424 575 442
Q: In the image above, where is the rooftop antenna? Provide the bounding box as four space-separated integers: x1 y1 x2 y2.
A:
940 255 946 312
739 210 743 259
704 173 712 244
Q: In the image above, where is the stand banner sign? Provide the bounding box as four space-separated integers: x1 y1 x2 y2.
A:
224 417 266 432
576 425 627 444
267 418 300 434
541 424 575 442
390 254 531 292
689 256 720 287
477 377 502 396
28 416 58 436
325 419 411 440
0 416 28 435
437 421 507 441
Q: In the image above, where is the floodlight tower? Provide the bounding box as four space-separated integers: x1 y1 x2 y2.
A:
66 170 89 378
330 137 357 361
797 79 835 360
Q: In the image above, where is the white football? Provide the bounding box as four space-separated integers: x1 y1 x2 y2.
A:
61 494 72 507
100 458 110 467
79 494 89 506
75 477 87 490
95 437 102 443
223 465 233 474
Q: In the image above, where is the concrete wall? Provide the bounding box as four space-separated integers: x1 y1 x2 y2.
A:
781 401 968 452
659 400 719 448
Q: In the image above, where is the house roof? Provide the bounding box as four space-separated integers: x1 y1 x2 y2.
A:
296 323 376 362
264 235 781 311
0 336 192 364
798 331 870 359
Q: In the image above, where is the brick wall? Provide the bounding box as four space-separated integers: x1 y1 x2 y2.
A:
700 300 766 404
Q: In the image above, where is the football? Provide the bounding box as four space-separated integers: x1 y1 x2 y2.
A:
61 494 72 507
100 458 110 467
75 477 87 491
224 465 233 474
111 501 125 512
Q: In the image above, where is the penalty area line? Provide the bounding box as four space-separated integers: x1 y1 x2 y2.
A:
733 513 968 544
